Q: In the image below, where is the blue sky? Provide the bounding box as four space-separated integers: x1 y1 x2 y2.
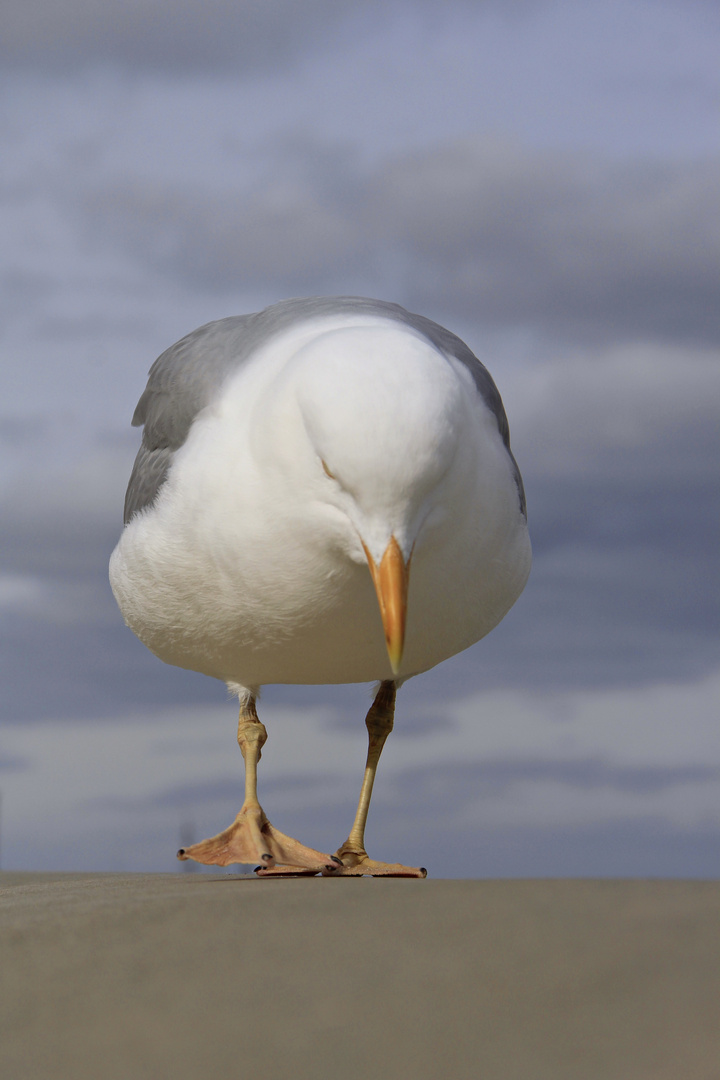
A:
1 0 718 875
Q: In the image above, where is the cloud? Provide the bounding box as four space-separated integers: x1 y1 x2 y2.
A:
0 444 129 577
508 342 720 638
78 138 720 346
84 171 367 296
0 0 367 75
1 1 547 76
0 434 229 722
2 670 717 873
376 141 720 343
99 757 720 815
0 574 47 614
0 753 29 773
508 342 720 485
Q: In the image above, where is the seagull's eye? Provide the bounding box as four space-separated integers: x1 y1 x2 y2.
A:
321 459 336 480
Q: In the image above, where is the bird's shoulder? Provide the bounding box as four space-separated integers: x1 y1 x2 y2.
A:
122 297 526 524
130 316 257 449
123 315 255 523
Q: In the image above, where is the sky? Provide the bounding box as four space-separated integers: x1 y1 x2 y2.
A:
1 0 718 876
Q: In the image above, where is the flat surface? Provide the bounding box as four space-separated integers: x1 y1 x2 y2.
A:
0 874 718 1080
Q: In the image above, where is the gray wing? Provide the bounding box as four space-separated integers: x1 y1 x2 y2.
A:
123 296 526 524
123 315 256 523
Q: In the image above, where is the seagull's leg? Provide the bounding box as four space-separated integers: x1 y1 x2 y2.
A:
336 680 396 864
177 693 341 874
332 681 427 878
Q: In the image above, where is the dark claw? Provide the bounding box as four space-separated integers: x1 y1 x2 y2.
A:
420 868 428 876
330 855 343 865
177 849 186 858
253 866 262 873
325 864 339 873
261 853 272 861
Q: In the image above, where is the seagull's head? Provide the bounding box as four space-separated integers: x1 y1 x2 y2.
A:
267 321 473 674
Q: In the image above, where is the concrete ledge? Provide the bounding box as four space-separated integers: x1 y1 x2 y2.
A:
1 874 718 1079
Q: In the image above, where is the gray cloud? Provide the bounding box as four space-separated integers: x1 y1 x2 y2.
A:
0 615 225 723
376 142 720 344
85 171 367 296
88 773 329 812
398 820 720 878
0 0 366 74
73 758 719 878
95 756 720 811
80 139 720 345
387 758 720 802
0 754 30 773
1 1 539 75
368 759 720 876
0 435 227 722
97 765 720 877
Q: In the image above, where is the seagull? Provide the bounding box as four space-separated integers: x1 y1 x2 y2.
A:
109 297 531 877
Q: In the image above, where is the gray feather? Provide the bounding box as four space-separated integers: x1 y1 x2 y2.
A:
123 297 526 524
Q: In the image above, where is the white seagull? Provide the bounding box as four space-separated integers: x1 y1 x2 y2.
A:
110 297 531 877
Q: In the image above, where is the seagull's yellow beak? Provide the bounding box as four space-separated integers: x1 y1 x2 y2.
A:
363 536 409 675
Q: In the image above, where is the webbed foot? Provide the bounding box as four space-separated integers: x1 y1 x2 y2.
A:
177 806 340 874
